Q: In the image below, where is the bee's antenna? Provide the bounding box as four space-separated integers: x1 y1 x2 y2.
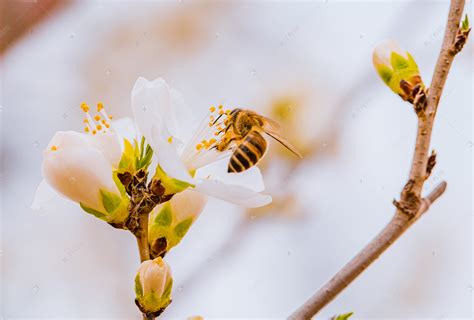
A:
212 113 223 125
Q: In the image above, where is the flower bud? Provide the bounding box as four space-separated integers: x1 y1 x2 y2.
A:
40 131 129 224
135 257 173 314
372 40 424 102
148 189 207 257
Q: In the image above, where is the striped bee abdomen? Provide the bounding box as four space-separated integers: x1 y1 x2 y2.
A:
228 130 267 173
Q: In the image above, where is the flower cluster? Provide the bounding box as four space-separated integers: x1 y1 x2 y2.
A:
33 77 273 315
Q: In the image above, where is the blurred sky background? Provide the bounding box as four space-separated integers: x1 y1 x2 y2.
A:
1 0 473 319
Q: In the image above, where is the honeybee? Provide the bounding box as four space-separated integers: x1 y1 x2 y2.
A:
215 108 302 173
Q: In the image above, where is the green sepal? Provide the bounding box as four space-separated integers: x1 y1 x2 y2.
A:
333 312 353 320
100 189 122 213
118 138 136 171
162 278 173 301
154 203 173 227
376 64 393 86
174 217 194 239
154 164 194 194
79 203 107 219
135 273 143 298
112 171 127 197
390 52 409 70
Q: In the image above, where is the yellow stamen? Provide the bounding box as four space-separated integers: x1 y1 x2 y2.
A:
196 143 203 150
105 123 110 128
218 105 223 109
214 131 219 136
80 102 89 113
96 124 103 130
209 106 216 112
108 115 113 119
209 138 217 144
101 119 107 124
167 136 173 143
51 145 58 151
225 109 231 115
84 127 90 133
97 102 104 112
208 122 213 127
92 130 97 135
218 110 224 115
94 115 101 121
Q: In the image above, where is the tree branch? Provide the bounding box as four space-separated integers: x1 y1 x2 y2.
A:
289 0 467 318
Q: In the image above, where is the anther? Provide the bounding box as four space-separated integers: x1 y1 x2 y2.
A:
97 102 104 112
167 136 173 144
96 124 103 130
84 127 90 133
94 115 101 121
51 145 58 151
80 102 89 112
209 106 216 112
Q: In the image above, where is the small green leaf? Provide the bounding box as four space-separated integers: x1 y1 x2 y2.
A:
80 203 106 219
333 312 353 320
391 52 409 70
135 273 143 298
154 204 172 227
462 14 469 31
174 217 194 239
112 171 127 196
100 189 122 213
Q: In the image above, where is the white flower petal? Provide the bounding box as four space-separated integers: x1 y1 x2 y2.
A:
31 179 61 211
170 189 207 222
87 132 122 168
131 77 171 143
168 88 197 143
111 117 138 145
42 145 118 212
373 40 405 68
196 158 265 192
195 179 271 208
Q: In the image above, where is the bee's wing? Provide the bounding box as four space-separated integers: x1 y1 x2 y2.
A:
258 116 303 158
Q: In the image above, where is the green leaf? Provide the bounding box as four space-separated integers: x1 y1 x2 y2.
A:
390 52 409 70
462 14 469 31
174 217 194 239
100 189 122 213
154 204 172 227
333 312 353 320
134 273 143 298
80 203 106 219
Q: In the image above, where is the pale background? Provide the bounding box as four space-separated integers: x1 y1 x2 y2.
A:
1 1 473 319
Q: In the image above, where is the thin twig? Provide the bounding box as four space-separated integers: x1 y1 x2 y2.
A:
136 214 150 262
289 0 467 318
